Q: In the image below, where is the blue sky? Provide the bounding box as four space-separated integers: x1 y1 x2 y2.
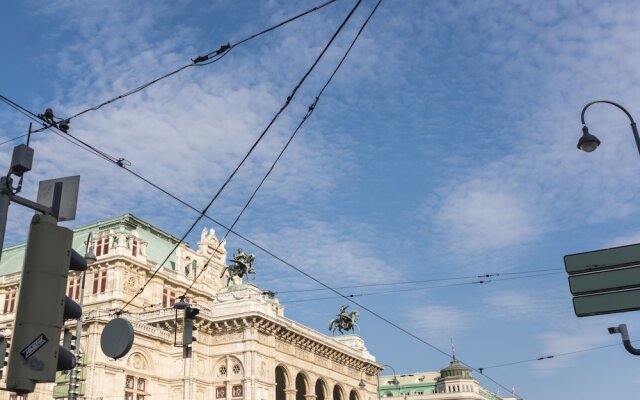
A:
2 0 640 399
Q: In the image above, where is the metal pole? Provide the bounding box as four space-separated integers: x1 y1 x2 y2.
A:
0 176 11 264
68 270 86 400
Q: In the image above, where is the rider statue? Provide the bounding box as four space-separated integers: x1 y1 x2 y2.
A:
220 248 256 286
329 304 360 335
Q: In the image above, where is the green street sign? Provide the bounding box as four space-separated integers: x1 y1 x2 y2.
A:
569 265 640 295
565 242 640 317
573 288 640 317
565 243 640 275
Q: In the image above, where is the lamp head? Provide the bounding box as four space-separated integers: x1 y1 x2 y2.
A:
84 247 97 264
359 378 366 389
577 125 601 152
392 376 399 386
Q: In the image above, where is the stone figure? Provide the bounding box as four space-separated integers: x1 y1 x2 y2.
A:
329 305 359 335
201 227 208 242
220 248 256 286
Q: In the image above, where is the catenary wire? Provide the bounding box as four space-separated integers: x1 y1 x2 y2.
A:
0 0 340 142
278 267 562 294
0 4 522 395
118 0 364 313
182 0 379 297
478 340 640 371
282 271 563 303
54 0 341 124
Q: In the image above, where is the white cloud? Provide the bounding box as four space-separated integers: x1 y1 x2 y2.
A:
407 305 472 347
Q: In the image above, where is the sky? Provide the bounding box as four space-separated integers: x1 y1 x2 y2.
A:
2 0 640 399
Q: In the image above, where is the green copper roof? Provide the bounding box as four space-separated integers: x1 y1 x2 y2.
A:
0 213 185 277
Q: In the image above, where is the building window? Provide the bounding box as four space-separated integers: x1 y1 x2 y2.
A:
232 364 241 375
125 375 147 400
132 239 139 257
3 291 16 314
163 288 176 308
93 270 107 294
232 384 243 398
219 365 227 376
96 237 109 256
216 386 226 398
68 276 81 300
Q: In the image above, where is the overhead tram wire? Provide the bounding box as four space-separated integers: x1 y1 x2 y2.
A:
182 0 383 298
282 271 563 303
0 0 340 142
33 0 341 132
118 0 364 314
477 340 640 371
278 267 563 294
0 6 522 396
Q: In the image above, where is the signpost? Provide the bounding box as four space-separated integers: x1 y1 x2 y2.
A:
565 243 640 317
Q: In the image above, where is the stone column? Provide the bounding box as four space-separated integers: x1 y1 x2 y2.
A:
285 388 297 400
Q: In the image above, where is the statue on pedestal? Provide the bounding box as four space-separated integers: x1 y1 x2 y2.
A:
220 248 256 286
329 305 359 335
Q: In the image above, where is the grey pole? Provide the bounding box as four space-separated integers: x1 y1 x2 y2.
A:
67 270 86 400
0 177 12 264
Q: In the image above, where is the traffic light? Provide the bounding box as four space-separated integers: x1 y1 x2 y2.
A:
183 306 199 346
5 214 87 394
62 327 77 352
0 334 9 380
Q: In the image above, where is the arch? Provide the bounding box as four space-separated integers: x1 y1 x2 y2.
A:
125 349 154 372
295 372 309 400
349 389 359 400
315 379 328 400
213 356 244 379
276 365 289 400
333 384 344 400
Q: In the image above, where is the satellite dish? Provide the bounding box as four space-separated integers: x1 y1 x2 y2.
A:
101 318 134 359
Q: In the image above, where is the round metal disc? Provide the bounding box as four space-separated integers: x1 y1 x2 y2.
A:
100 318 134 359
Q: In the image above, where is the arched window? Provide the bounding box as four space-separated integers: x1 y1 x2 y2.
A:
296 373 307 400
315 379 327 400
276 366 287 400
333 385 344 400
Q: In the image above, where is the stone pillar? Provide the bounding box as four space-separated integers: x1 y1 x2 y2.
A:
285 388 297 400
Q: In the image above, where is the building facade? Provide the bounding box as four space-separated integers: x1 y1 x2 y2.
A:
378 359 516 400
0 214 381 400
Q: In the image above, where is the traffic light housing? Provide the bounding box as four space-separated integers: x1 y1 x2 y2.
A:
5 214 87 394
183 306 199 346
0 334 9 380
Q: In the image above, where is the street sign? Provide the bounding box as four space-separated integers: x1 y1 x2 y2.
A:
565 243 640 275
573 288 640 317
565 243 640 317
569 265 640 295
37 175 80 222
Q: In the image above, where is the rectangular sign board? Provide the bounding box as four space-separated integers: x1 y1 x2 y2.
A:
573 287 640 317
564 243 640 275
36 175 80 222
569 265 640 295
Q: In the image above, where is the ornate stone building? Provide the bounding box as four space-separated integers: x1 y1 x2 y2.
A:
378 359 516 400
0 214 381 400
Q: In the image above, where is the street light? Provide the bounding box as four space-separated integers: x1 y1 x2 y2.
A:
377 364 399 400
578 100 639 155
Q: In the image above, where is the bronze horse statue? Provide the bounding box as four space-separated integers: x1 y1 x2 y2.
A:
220 249 256 286
329 305 359 335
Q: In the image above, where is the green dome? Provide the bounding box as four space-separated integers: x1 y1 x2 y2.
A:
439 359 473 379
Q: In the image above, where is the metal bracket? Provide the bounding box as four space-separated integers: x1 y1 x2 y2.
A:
608 324 640 355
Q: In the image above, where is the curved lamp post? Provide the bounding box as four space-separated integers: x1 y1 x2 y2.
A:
377 364 399 400
578 100 639 155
